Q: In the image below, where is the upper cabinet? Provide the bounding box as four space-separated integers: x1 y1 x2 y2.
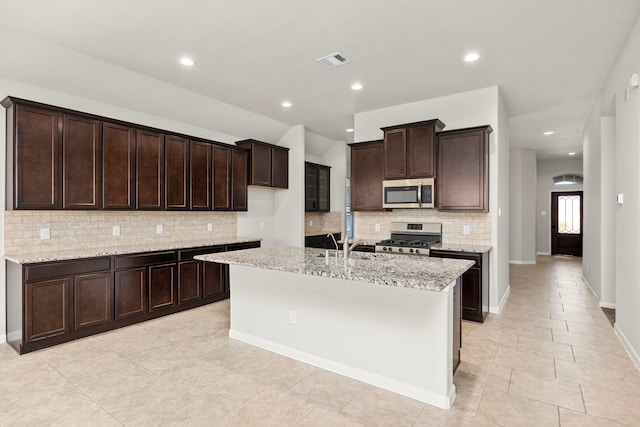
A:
305 162 330 212
381 119 445 180
235 139 289 189
2 97 249 212
437 125 492 212
349 140 384 211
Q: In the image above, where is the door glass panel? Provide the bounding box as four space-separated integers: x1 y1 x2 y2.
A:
558 195 581 234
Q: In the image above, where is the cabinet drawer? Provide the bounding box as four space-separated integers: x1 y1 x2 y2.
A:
115 251 176 270
25 257 111 282
178 245 225 261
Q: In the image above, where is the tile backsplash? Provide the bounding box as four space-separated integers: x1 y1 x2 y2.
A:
355 209 491 245
4 210 237 255
304 211 343 235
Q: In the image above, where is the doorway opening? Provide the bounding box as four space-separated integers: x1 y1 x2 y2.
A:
551 191 583 256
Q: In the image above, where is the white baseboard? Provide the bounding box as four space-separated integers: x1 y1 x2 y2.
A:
229 329 455 409
614 324 640 372
582 276 616 309
537 252 551 256
0 334 5 344
490 284 510 314
509 260 536 265
599 301 616 309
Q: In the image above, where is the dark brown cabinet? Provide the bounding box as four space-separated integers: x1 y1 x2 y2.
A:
4 98 250 213
103 122 135 209
203 262 227 299
5 102 62 209
190 141 212 210
114 268 147 320
149 264 176 312
25 278 71 343
381 119 445 180
165 135 190 210
350 140 384 211
235 139 289 189
74 272 112 330
231 147 249 211
437 125 492 212
136 129 164 210
304 233 341 249
63 114 102 209
430 249 489 322
453 276 461 373
305 162 331 212
177 245 226 304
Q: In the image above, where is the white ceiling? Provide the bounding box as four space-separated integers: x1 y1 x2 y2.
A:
1 0 639 158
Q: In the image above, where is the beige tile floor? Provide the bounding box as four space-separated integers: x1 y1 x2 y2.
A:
1 255 639 426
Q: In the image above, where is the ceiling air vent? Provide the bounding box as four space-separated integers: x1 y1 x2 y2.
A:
316 52 351 69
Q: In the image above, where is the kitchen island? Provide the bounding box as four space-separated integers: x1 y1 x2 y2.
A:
196 246 473 409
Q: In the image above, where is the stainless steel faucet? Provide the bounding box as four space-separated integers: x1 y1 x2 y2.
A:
327 233 339 260
343 239 367 260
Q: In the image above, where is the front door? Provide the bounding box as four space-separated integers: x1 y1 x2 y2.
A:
551 191 583 256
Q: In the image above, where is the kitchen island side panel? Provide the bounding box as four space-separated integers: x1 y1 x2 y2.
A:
228 265 455 409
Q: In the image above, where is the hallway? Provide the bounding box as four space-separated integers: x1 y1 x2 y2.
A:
0 256 638 425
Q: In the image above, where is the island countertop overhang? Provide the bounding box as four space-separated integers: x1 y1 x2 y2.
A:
195 246 474 292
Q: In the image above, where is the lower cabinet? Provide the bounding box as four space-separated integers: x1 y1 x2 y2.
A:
6 241 260 354
304 233 341 249
453 277 461 374
430 249 489 322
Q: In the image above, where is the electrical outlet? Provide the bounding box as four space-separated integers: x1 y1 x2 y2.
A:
289 310 297 325
40 227 50 240
156 224 163 234
463 225 471 235
375 223 381 232
207 223 213 231
309 220 313 226
260 220 265 228
112 225 121 236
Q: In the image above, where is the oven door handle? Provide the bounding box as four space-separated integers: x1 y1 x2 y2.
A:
417 183 422 207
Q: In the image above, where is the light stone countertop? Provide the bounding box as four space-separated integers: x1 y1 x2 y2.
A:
432 243 493 253
4 237 262 264
195 246 474 292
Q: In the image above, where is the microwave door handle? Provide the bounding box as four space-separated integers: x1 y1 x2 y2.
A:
417 183 422 207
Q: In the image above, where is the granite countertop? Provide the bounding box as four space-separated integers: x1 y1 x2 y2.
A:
4 237 262 264
195 246 474 292
431 243 493 253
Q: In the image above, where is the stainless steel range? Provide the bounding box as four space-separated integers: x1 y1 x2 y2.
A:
375 222 442 256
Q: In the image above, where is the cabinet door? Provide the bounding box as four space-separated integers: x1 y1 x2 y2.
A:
437 127 490 211
251 143 272 186
305 163 318 211
190 141 212 210
115 268 147 320
149 264 176 311
103 122 135 209
213 145 231 210
453 277 461 374
383 128 406 179
25 278 71 342
407 124 435 179
318 166 330 212
351 141 384 211
63 114 101 209
136 129 164 210
178 260 202 304
462 267 482 321
73 272 112 330
203 262 225 299
231 148 248 211
14 104 62 209
165 135 189 210
271 147 289 188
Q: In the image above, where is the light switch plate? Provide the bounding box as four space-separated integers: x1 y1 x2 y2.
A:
617 193 624 205
463 225 471 235
112 225 121 236
156 224 163 234
40 227 50 240
207 223 213 231
375 223 381 232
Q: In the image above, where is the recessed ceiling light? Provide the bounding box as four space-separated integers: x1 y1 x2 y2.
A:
179 57 195 67
281 101 292 108
568 152 576 156
544 131 555 135
464 52 479 62
346 128 354 133
350 83 363 91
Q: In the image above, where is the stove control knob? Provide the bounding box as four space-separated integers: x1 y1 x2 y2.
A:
398 248 404 253
415 249 421 254
409 249 414 253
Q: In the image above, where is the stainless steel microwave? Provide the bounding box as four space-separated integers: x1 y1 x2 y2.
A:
382 178 435 209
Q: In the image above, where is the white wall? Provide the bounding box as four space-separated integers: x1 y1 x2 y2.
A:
591 15 640 367
509 150 537 264
600 117 616 306
354 86 510 314
535 158 583 255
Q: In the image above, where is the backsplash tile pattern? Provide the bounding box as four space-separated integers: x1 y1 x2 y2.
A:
304 211 343 235
4 211 237 255
354 210 491 245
